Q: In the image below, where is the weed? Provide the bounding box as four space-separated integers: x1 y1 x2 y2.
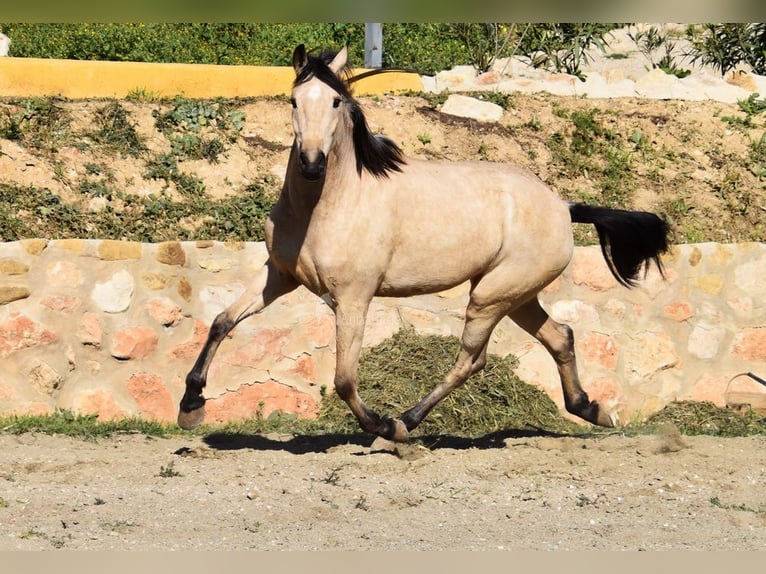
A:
737 92 766 116
354 495 370 511
417 133 431 145
628 25 691 78
126 87 162 102
10 97 73 155
322 466 344 485
90 101 145 157
0 496 9 508
709 497 764 513
158 461 182 478
243 519 262 533
102 520 138 533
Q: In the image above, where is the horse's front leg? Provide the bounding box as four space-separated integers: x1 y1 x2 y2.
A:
178 260 298 429
333 298 409 442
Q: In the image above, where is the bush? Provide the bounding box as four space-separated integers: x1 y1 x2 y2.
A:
0 23 620 77
686 23 766 76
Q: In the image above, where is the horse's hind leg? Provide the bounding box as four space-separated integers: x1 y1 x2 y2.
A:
178 260 298 429
509 297 615 427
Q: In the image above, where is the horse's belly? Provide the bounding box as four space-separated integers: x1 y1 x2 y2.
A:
377 251 489 297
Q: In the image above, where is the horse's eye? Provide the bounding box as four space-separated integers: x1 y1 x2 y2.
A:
290 98 297 109
333 97 342 109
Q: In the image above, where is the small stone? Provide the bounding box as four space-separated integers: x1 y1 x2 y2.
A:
146 297 183 327
157 242 186 266
98 240 141 261
0 259 29 275
0 286 30 305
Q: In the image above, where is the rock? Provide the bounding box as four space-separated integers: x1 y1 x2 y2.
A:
440 94 503 122
0 286 30 305
168 320 208 361
77 312 103 348
156 241 186 266
40 294 81 313
204 380 319 424
98 240 141 260
0 259 29 275
0 313 57 357
731 328 766 361
110 326 159 360
46 261 83 287
146 297 183 327
92 269 134 313
126 373 175 421
28 361 63 395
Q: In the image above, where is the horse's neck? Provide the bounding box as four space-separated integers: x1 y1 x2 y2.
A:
284 132 359 218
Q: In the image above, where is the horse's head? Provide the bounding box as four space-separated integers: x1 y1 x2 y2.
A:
290 44 351 181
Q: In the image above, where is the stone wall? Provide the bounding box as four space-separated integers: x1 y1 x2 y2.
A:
1 239 765 426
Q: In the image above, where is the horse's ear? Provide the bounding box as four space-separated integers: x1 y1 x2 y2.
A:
328 44 349 75
292 44 308 74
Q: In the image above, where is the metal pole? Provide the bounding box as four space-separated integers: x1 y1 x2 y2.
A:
364 23 382 68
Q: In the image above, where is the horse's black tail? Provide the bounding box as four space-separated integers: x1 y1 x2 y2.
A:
569 203 670 288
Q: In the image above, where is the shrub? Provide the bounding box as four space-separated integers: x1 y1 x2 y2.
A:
685 23 766 76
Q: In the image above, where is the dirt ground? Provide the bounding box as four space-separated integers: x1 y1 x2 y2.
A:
0 430 764 550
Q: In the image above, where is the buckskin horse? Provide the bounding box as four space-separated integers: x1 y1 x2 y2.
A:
178 44 669 442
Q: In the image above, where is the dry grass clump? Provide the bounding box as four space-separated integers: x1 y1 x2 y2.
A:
315 328 584 437
645 400 766 437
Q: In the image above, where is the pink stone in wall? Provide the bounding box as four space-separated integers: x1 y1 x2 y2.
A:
584 377 622 409
46 260 83 287
111 326 159 360
146 297 183 326
126 373 176 422
0 313 58 358
228 328 291 368
169 320 209 361
204 379 319 424
731 328 766 362
291 353 317 385
663 301 693 322
40 294 82 313
303 314 335 348
684 374 729 407
578 332 619 371
571 249 617 291
71 389 128 420
77 312 103 348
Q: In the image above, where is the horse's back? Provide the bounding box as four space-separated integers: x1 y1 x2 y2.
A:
374 158 573 296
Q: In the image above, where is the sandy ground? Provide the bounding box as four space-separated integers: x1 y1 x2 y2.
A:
1 430 765 550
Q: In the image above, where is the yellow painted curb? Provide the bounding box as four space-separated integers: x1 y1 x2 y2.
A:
0 57 423 99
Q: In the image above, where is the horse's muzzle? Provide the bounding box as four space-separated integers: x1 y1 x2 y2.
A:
299 150 326 181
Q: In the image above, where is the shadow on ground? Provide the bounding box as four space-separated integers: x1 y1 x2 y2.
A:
198 427 590 456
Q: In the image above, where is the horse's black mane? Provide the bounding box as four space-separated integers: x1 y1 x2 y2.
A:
294 48 406 178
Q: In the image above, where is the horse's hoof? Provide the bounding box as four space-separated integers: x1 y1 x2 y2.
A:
591 404 616 428
388 417 410 443
177 406 206 430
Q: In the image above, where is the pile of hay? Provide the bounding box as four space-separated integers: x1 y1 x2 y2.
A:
315 328 583 437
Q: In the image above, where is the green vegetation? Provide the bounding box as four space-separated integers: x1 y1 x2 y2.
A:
0 180 275 243
686 23 766 76
0 23 621 77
